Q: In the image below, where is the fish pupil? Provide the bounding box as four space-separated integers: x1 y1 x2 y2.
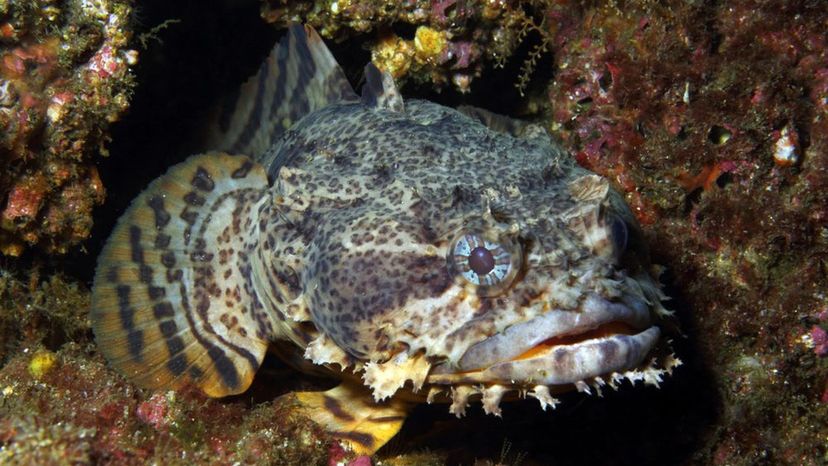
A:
468 246 495 275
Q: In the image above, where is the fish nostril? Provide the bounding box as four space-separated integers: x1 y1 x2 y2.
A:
609 215 628 253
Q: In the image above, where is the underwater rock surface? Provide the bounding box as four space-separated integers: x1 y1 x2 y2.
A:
1 1 827 465
0 0 136 255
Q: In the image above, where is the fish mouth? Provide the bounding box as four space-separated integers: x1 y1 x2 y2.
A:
427 293 660 387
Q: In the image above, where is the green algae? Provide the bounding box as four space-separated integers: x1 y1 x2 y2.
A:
0 270 90 364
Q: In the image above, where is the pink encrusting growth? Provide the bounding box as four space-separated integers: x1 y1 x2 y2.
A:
811 326 828 358
0 1 136 255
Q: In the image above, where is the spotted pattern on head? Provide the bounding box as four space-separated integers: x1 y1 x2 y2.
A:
252 99 645 366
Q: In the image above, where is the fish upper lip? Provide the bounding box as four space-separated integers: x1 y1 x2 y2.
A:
446 293 654 373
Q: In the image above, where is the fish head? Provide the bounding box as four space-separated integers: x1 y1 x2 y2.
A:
283 119 675 404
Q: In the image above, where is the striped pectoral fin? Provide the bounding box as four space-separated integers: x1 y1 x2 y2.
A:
91 152 274 398
290 382 410 455
207 23 357 161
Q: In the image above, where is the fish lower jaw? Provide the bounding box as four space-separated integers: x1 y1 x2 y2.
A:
423 327 680 417
452 293 655 373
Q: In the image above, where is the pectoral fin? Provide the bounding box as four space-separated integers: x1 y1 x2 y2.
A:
91 152 273 398
287 382 410 455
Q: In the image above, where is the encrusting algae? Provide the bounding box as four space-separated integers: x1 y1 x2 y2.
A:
27 348 57 379
262 0 529 92
0 0 136 255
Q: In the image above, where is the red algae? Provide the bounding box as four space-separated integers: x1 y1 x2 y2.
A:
0 0 135 255
809 326 828 357
261 0 826 463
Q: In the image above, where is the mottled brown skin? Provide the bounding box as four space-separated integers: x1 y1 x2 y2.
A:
92 26 673 453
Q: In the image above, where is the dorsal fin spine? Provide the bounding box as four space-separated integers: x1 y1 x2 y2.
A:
361 62 404 112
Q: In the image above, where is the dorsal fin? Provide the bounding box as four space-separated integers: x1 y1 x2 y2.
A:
361 63 404 112
457 105 549 140
91 153 275 397
208 24 357 161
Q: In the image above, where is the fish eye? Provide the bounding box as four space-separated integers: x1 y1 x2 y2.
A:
449 233 521 294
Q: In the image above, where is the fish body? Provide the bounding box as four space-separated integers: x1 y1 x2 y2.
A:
91 25 678 454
